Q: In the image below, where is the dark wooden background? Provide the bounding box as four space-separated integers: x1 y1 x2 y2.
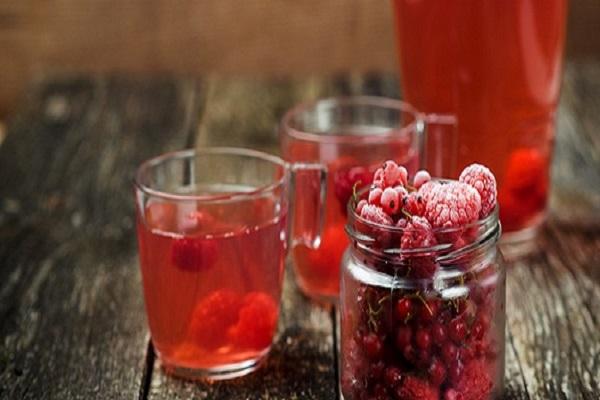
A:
0 63 598 399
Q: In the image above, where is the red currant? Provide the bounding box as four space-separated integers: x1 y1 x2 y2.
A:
395 326 413 349
395 298 413 321
363 332 383 359
415 328 432 350
428 358 447 385
448 317 468 343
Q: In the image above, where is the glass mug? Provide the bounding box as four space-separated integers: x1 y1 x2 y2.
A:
280 96 456 302
393 0 568 244
134 147 325 380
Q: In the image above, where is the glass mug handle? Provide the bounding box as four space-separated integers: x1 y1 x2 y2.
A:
417 113 458 178
287 162 327 249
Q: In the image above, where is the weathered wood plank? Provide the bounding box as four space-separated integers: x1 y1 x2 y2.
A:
0 76 204 399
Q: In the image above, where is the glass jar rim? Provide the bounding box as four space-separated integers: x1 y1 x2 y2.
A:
134 147 287 203
280 96 423 144
345 182 501 256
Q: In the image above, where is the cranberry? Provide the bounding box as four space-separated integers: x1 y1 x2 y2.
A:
363 332 383 359
395 298 413 321
441 343 459 363
383 366 403 388
369 360 385 380
372 383 388 400
448 317 467 343
418 299 439 323
448 361 463 382
471 320 485 340
428 358 447 385
396 326 413 349
415 328 432 350
417 348 432 368
431 322 446 343
402 344 417 364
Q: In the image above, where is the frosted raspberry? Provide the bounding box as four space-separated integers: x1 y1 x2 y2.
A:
382 160 408 187
425 182 482 229
459 163 497 218
418 180 441 203
380 187 400 215
453 360 493 400
360 204 393 226
355 199 368 214
368 187 383 205
401 217 438 279
413 170 432 189
395 375 439 400
402 192 426 217
401 217 436 250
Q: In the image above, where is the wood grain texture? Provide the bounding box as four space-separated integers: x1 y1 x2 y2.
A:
0 77 204 399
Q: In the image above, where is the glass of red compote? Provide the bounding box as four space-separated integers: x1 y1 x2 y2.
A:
280 97 423 303
134 148 325 380
340 162 505 399
392 0 568 247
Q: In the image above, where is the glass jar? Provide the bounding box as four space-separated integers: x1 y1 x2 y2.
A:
340 188 505 399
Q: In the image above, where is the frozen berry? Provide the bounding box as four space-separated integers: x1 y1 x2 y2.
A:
228 292 278 350
454 360 493 400
401 217 436 250
418 299 439 323
431 322 447 343
413 170 432 189
384 366 404 388
441 343 459 363
459 163 497 218
381 187 400 215
356 199 368 214
424 182 482 229
428 358 447 385
368 187 383 205
395 375 439 400
415 328 432 350
382 160 408 187
395 298 414 321
360 204 393 226
402 192 426 217
448 317 468 343
396 326 413 349
171 237 218 271
188 289 242 349
394 185 409 199
362 332 383 359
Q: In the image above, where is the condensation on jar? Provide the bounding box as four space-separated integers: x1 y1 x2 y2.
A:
340 200 505 400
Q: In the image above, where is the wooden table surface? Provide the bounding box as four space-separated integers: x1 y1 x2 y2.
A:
0 64 599 399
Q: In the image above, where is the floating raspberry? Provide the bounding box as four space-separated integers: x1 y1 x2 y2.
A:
229 292 278 350
459 163 497 218
188 289 242 349
453 359 493 400
402 192 426 217
395 375 439 400
382 160 408 187
368 187 383 206
413 170 432 189
425 182 482 230
360 204 393 226
171 237 218 271
380 187 400 215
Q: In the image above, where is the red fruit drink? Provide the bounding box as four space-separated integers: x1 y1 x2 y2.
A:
393 0 567 235
281 98 422 302
137 196 286 375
